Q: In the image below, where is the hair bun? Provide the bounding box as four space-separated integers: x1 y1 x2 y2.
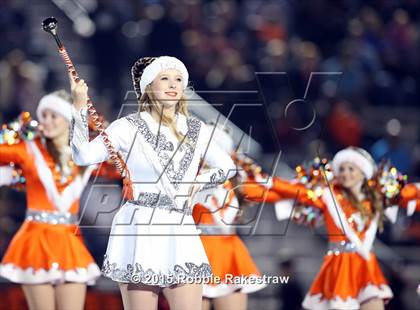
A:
131 57 156 100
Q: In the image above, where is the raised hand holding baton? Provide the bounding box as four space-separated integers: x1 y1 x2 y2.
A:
42 17 134 200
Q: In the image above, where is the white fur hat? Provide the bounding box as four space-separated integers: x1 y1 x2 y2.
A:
36 93 72 123
332 147 376 179
139 56 189 94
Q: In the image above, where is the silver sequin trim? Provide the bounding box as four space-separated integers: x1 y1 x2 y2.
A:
101 254 212 286
69 118 75 144
80 108 88 125
127 192 192 215
70 109 89 144
25 210 78 225
201 169 227 190
126 114 201 190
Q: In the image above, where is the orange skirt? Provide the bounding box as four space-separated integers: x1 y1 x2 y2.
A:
0 220 100 285
200 234 266 298
303 252 393 309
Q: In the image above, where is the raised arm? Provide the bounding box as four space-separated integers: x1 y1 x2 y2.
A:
268 176 326 210
240 181 284 203
70 107 133 166
69 72 133 167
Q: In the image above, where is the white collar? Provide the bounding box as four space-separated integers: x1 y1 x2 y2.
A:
139 111 189 135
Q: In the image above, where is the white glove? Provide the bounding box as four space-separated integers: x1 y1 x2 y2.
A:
0 166 15 187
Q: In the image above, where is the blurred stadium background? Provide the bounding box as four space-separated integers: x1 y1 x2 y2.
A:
0 0 419 309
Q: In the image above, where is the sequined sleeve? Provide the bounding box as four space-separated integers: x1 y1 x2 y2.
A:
70 106 132 166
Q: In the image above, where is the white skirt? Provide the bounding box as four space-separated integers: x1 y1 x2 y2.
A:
101 202 211 287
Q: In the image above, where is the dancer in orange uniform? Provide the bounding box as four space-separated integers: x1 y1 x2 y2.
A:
0 90 102 310
261 147 419 309
192 127 279 310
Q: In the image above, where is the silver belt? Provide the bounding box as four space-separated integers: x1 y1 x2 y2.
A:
327 241 357 255
127 192 192 216
198 225 235 235
25 210 78 225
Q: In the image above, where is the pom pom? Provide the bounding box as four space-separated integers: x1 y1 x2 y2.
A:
0 112 39 145
371 160 407 207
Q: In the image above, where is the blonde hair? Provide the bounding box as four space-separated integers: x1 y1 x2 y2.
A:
341 181 386 232
42 89 88 175
138 85 189 141
131 57 191 142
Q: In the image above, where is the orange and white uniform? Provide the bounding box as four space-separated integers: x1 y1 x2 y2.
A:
269 176 419 309
0 137 101 284
239 173 283 204
399 183 420 214
193 181 267 298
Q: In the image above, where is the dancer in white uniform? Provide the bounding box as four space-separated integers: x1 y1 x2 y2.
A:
69 56 236 309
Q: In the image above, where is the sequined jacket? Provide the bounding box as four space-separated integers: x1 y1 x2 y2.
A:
70 108 236 213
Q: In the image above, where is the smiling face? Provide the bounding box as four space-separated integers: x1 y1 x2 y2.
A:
149 69 184 109
39 109 69 139
336 162 365 190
